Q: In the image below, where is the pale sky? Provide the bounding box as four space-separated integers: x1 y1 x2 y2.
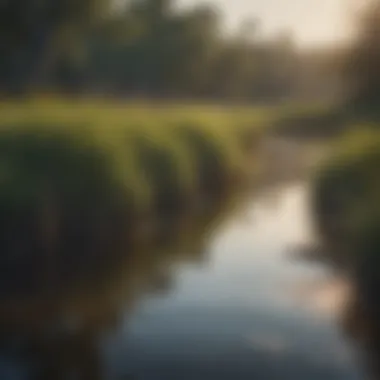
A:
178 0 350 46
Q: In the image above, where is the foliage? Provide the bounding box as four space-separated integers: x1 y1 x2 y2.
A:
0 0 113 93
0 100 261 293
0 0 304 101
343 0 380 114
312 128 380 269
270 104 349 139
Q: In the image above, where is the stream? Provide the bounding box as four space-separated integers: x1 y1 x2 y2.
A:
0 138 370 380
103 181 365 380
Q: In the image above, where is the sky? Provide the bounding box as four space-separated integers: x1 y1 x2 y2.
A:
178 0 350 46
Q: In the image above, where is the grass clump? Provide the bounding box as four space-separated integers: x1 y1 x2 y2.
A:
0 123 153 294
126 123 197 216
174 121 248 200
312 128 380 269
0 100 261 295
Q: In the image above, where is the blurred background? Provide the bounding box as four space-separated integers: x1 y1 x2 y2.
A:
1 0 380 379
0 0 349 101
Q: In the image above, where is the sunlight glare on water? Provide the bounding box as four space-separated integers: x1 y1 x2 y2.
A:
105 183 364 380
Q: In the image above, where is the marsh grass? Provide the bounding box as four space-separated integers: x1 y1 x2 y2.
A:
0 100 262 295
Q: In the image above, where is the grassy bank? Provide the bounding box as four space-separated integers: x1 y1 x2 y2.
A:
312 128 380 364
0 100 261 296
312 128 380 271
269 104 351 140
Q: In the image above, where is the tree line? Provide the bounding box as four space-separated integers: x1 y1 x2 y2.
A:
343 0 380 114
0 0 340 102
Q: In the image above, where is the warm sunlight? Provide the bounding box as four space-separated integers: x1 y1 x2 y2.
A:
179 0 348 45
2 0 380 378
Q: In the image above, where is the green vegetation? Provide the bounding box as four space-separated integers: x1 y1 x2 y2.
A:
0 0 322 103
270 104 350 140
343 0 380 116
312 128 380 270
0 100 260 295
312 128 380 356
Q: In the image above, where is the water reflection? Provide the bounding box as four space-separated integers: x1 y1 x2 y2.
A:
0 179 375 380
0 193 244 380
106 184 363 380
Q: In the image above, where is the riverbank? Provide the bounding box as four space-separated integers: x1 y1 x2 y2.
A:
0 98 374 380
0 100 262 305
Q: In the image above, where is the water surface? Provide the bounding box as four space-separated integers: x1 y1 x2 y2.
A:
103 183 365 380
0 180 367 380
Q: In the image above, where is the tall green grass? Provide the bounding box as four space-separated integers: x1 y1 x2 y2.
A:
0 100 261 295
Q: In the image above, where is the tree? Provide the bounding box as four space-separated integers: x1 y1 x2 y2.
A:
343 0 380 112
0 0 305 101
86 1 221 96
0 0 113 94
